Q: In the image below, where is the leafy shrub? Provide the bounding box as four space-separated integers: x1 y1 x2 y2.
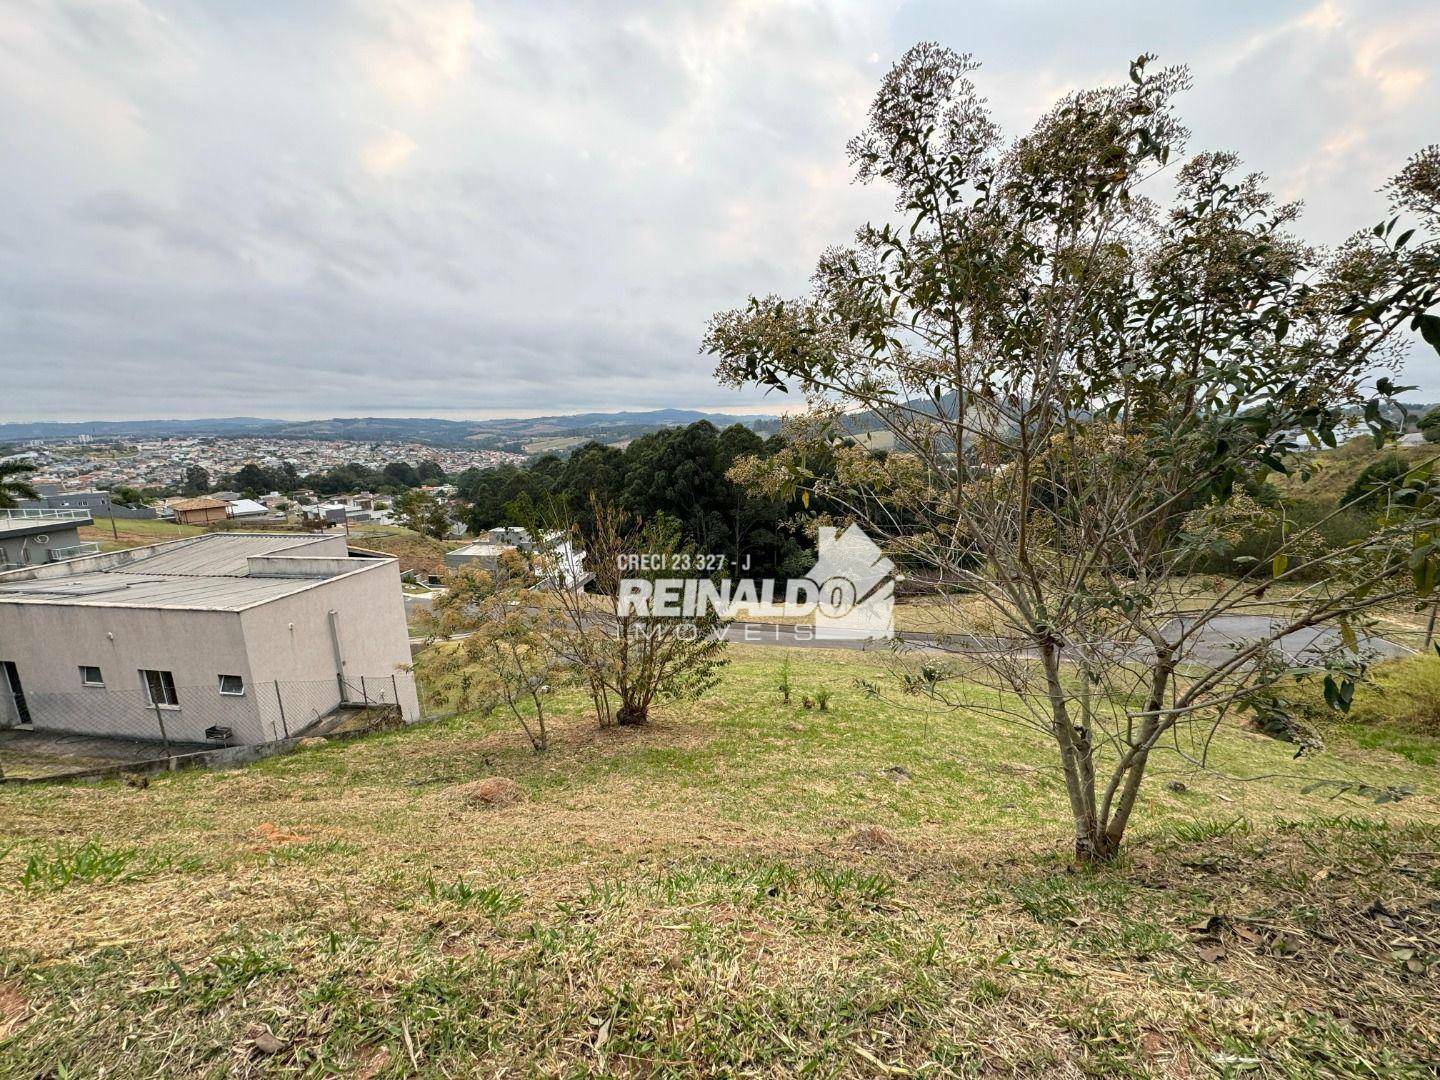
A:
1340 453 1414 510
777 657 792 704
1290 654 1440 765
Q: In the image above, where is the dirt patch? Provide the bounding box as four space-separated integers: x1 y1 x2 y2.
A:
0 983 27 1038
846 824 899 850
248 822 310 851
456 777 526 808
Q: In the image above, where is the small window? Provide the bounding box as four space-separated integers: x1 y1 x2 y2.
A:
218 674 245 697
79 665 104 687
141 669 179 708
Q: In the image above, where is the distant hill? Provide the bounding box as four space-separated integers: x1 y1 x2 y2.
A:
0 410 770 450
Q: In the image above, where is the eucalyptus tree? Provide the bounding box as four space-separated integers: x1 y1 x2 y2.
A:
0 460 39 509
706 47 1440 860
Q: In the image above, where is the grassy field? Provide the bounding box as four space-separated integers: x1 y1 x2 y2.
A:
347 524 459 578
78 516 205 551
727 578 1440 649
1 647 1437 1076
1268 439 1440 504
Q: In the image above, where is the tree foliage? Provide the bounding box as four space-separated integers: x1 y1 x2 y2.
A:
454 422 825 578
705 46 1440 860
535 499 728 727
415 550 564 752
395 490 451 539
0 460 39 509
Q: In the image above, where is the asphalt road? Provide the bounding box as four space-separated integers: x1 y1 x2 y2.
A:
417 615 1411 663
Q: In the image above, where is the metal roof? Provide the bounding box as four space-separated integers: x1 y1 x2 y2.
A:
0 533 384 612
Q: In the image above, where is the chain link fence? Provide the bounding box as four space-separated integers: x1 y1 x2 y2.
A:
1 672 421 779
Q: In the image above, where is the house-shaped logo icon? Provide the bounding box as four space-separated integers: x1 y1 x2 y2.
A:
804 524 895 640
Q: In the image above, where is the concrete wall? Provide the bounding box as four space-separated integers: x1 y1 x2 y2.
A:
240 558 419 732
443 548 502 571
0 603 263 742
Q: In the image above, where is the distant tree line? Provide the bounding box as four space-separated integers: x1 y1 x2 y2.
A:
452 421 828 579
182 459 448 499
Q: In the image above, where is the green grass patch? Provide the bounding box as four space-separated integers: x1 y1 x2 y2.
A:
2 647 1438 1075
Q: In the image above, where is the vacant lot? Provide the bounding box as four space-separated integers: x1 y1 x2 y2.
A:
347 524 458 579
78 516 204 551
1 648 1437 1076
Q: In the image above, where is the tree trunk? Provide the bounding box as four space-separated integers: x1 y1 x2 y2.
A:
616 701 648 726
1040 640 1107 861
1098 655 1175 857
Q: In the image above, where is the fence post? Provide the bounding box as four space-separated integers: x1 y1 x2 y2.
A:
152 702 171 755
392 673 400 718
274 680 289 740
337 672 347 706
361 676 370 706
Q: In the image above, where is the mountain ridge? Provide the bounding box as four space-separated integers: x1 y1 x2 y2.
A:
0 409 776 447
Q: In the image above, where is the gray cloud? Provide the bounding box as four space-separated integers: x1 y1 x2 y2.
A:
0 0 1436 422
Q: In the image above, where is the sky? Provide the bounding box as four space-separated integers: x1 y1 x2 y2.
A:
1 0 1436 423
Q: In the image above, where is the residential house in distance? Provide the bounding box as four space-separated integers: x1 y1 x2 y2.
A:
0 508 98 570
165 496 230 526
299 499 391 526
445 527 589 589
0 532 419 744
225 498 272 520
18 486 160 520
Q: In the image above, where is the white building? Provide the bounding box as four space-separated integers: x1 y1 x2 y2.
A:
0 532 419 744
444 527 589 590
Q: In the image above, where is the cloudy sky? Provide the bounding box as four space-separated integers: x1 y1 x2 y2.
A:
1 0 1436 422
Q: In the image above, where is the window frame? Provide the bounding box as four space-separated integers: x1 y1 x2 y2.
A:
79 665 105 687
217 674 245 697
140 668 179 709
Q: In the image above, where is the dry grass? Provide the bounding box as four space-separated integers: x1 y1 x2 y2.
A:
1 647 1437 1076
347 525 459 578
79 517 205 551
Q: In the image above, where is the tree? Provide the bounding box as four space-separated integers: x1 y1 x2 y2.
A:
453 423 821 578
230 463 272 498
181 465 211 496
706 48 1440 861
383 461 420 489
1341 454 1414 510
0 460 39 509
109 486 146 508
1419 407 1440 443
415 551 565 752
395 489 450 539
538 498 728 727
417 459 446 484
225 462 299 497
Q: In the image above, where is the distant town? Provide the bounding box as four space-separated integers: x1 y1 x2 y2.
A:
1 435 525 493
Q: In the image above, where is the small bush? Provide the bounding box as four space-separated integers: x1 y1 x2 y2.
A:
1292 654 1440 765
814 689 832 712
